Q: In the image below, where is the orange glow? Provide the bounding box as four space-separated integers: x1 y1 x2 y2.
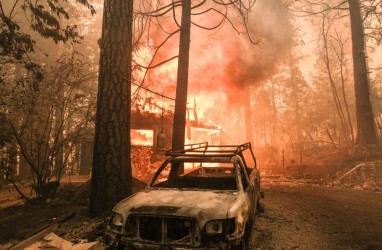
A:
133 0 293 146
131 129 154 146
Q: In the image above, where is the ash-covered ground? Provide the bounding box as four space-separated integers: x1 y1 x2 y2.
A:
1 176 382 249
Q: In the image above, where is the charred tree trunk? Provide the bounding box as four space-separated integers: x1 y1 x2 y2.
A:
243 85 254 145
348 0 379 145
172 0 191 150
54 38 65 178
90 0 133 217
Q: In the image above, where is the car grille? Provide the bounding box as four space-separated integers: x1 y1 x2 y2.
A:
125 215 197 245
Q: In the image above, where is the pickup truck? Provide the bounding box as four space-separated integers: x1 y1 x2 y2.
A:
108 142 261 249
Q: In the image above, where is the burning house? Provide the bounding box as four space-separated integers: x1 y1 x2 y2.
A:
131 99 221 149
76 97 223 178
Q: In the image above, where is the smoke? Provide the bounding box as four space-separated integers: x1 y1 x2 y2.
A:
189 0 293 123
135 0 293 142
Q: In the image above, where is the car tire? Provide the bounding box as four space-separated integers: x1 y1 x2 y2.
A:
256 188 264 213
231 224 251 250
235 235 250 250
242 231 250 250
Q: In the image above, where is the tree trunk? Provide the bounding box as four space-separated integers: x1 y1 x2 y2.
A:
54 87 64 178
290 59 302 150
243 85 254 145
348 0 379 145
171 0 191 151
271 81 277 145
90 0 133 217
54 30 65 177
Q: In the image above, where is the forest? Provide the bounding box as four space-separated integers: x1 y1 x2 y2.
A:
0 0 382 248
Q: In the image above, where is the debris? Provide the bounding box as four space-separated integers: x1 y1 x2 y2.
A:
333 161 382 191
58 212 76 223
9 226 53 250
23 232 104 250
362 180 377 191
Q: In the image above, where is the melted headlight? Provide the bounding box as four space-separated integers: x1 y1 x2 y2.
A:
109 212 124 231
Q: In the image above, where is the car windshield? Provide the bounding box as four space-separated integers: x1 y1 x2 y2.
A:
150 161 238 191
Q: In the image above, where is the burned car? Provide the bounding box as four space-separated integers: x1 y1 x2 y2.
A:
108 142 261 249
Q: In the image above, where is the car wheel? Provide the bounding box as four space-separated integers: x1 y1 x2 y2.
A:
231 224 250 250
256 189 264 213
242 231 250 250
231 238 248 250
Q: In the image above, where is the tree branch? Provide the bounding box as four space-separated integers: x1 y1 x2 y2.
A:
172 0 181 28
137 0 182 17
132 28 180 104
135 55 179 70
289 0 348 17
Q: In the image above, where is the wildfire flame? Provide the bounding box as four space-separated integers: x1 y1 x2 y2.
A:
133 0 293 144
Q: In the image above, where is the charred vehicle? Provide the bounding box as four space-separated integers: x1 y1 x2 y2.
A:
108 142 261 249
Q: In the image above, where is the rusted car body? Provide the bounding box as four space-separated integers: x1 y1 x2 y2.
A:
108 142 261 249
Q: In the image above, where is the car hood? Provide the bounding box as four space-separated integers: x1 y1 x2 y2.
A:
113 188 237 225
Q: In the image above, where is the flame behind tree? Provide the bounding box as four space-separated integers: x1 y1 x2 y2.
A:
172 0 192 152
184 0 294 144
134 0 257 150
134 0 293 146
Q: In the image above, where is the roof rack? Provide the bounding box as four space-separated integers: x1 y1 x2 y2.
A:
165 142 257 169
165 142 253 157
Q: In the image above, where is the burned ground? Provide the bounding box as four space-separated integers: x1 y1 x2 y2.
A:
0 177 146 249
251 182 382 249
0 157 382 249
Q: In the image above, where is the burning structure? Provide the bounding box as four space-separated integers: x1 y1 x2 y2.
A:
131 96 222 149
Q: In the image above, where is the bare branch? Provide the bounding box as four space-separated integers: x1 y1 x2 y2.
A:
191 8 226 31
130 80 175 101
132 28 180 104
191 0 208 9
138 28 180 68
137 0 182 17
212 0 240 6
172 0 181 28
135 55 179 70
289 0 348 17
191 6 240 33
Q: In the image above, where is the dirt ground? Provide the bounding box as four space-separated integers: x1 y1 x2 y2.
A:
1 177 382 249
0 175 146 249
0 176 95 249
251 181 382 249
